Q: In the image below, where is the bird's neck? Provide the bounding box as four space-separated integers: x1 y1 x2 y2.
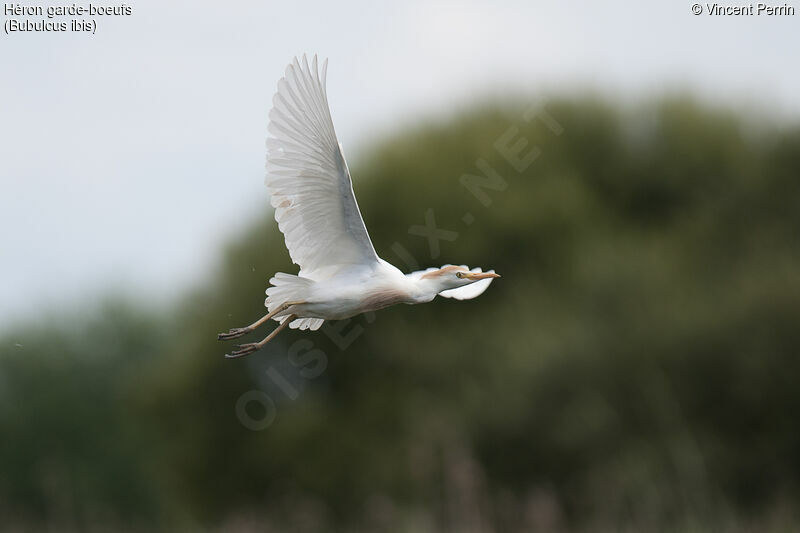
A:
406 277 446 303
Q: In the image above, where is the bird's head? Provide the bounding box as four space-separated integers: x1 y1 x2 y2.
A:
420 265 500 293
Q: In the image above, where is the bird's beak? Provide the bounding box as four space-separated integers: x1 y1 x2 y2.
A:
465 271 500 280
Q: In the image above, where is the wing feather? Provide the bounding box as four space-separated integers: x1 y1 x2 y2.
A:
266 55 379 280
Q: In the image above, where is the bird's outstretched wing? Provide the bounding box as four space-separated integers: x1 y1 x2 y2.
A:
266 55 379 280
407 266 498 300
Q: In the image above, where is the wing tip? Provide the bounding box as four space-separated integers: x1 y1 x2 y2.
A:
286 53 328 79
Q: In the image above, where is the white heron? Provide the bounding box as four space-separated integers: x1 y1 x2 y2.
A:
219 55 500 358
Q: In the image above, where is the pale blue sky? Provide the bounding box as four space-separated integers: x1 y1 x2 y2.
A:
1 0 799 325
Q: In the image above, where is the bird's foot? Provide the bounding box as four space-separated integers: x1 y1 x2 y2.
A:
218 327 250 341
225 343 262 359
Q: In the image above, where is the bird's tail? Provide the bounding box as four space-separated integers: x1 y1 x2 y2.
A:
265 273 324 331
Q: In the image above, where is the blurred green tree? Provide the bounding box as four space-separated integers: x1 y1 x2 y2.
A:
2 97 799 532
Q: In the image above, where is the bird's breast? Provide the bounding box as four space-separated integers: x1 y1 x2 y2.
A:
360 287 412 313
298 279 413 320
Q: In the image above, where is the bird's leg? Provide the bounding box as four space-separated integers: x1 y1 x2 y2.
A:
225 314 297 359
218 301 304 341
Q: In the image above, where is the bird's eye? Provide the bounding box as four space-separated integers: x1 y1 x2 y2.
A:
456 272 463 278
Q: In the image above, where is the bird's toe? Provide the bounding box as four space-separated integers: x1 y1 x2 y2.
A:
225 343 261 359
218 328 248 341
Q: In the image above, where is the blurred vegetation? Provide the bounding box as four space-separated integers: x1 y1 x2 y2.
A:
2 97 800 532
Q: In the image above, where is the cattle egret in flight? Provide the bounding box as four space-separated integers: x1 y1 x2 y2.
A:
219 55 500 358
